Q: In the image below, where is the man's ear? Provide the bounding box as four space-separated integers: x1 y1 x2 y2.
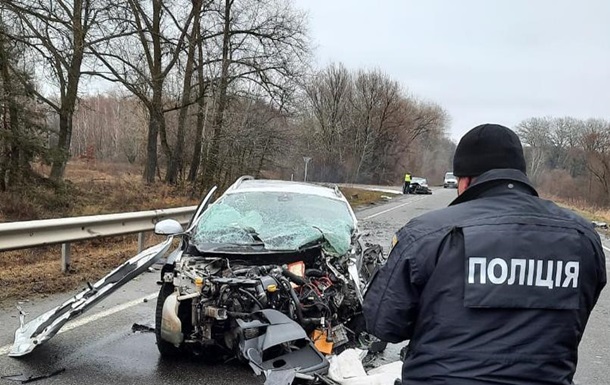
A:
457 177 472 195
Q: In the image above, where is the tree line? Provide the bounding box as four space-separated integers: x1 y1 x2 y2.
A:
516 116 610 207
0 0 452 193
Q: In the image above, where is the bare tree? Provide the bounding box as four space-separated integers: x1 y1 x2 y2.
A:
2 0 111 180
516 117 553 184
187 42 211 182
199 0 310 188
0 12 52 189
303 63 352 180
580 119 610 202
516 116 610 207
165 0 206 184
71 93 147 162
90 0 197 183
301 64 449 184
349 70 403 181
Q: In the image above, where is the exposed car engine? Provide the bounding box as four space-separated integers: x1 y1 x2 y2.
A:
157 236 386 378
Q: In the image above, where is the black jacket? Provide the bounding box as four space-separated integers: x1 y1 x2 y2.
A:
363 169 607 385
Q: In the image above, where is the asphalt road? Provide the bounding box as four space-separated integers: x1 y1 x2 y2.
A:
0 187 608 384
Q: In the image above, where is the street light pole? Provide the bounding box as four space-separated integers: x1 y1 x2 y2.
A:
303 156 312 181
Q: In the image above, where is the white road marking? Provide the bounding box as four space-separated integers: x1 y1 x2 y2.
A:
0 292 158 356
0 345 11 356
361 196 427 220
602 244 610 253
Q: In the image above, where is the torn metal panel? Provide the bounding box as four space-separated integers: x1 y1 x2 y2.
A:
237 309 329 382
10 238 173 357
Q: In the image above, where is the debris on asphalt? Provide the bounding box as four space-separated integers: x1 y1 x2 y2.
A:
592 221 608 229
327 349 402 385
131 323 155 333
1 368 65 383
263 368 297 385
380 195 392 201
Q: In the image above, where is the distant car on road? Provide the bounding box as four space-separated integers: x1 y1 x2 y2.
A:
443 172 458 188
407 177 433 194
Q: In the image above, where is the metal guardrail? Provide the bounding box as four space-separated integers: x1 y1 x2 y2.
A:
0 206 197 272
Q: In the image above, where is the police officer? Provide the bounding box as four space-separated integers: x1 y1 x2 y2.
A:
403 172 411 194
363 123 606 385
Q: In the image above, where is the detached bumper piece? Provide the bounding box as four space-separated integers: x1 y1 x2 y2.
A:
10 238 173 357
238 309 329 384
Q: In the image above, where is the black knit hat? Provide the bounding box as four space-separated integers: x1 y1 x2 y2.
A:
453 123 527 177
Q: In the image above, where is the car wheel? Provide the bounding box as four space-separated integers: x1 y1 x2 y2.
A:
155 283 184 357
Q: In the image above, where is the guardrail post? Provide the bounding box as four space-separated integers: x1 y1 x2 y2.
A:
61 243 71 272
138 232 145 253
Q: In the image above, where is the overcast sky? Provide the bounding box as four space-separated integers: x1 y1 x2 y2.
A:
294 0 610 140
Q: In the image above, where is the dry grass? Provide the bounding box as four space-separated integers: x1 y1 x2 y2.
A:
541 193 610 234
0 161 199 222
339 187 388 207
0 163 391 303
0 236 139 304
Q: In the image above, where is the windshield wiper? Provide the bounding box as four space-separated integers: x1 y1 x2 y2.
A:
297 226 326 250
240 226 265 244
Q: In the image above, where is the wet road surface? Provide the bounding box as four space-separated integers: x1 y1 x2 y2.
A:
0 187 608 384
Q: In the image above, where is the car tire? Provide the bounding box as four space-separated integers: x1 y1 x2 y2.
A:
155 283 184 357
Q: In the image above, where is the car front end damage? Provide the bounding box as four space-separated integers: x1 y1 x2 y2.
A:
9 178 387 384
156 232 385 383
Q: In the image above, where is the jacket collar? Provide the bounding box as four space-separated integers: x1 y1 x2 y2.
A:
449 169 538 206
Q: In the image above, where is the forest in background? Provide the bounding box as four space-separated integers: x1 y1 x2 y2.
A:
0 0 607 221
516 117 610 207
0 0 452 198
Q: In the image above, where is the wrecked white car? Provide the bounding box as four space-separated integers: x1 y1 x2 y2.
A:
11 176 386 384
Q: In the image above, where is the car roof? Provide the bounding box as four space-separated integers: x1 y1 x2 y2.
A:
226 179 346 201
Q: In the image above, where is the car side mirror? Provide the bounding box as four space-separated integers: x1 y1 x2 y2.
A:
154 219 184 235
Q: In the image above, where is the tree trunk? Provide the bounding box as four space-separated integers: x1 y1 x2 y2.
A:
0 36 15 190
202 0 232 188
188 35 209 183
166 0 202 184
188 94 208 182
144 101 162 184
48 0 86 181
50 112 72 180
143 0 164 184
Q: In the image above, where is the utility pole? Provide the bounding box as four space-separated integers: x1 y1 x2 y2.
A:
303 156 312 181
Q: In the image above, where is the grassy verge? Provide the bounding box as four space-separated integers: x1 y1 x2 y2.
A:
0 235 165 304
0 164 392 303
340 187 390 207
542 194 610 235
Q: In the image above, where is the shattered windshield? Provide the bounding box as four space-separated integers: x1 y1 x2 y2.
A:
192 191 355 255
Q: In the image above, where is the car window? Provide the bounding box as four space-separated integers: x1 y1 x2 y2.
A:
192 191 354 255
